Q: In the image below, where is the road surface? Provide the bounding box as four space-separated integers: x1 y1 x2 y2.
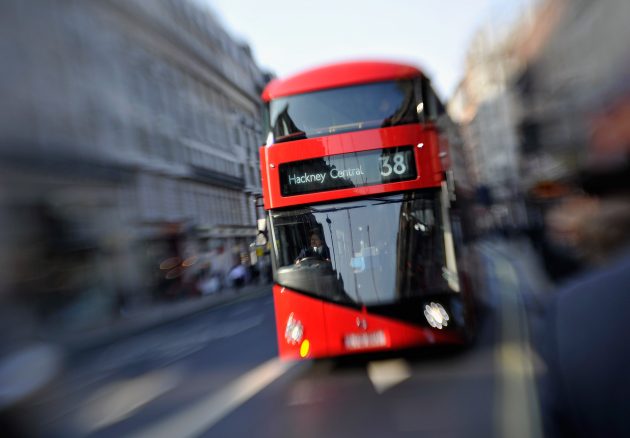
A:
24 239 547 438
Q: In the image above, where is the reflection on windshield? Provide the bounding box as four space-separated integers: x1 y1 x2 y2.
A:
270 191 451 305
269 80 418 142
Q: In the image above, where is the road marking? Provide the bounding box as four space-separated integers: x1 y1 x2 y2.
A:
75 368 182 434
367 359 412 394
493 257 543 438
41 315 267 426
130 358 294 438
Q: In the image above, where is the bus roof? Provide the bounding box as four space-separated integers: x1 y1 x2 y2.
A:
261 60 423 102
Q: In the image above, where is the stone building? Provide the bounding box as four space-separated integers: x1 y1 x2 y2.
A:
0 0 267 330
514 0 630 190
446 2 569 231
448 21 528 229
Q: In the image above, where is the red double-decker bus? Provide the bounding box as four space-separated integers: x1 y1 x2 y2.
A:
259 61 476 360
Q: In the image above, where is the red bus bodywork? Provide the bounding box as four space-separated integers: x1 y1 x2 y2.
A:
262 61 422 101
260 124 442 210
261 61 472 360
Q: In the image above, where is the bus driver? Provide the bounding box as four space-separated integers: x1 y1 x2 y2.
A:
295 231 330 264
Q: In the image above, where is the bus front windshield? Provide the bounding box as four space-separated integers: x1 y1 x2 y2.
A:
269 80 418 143
270 191 452 306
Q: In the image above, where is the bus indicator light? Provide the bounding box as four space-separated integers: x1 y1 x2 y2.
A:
299 339 310 358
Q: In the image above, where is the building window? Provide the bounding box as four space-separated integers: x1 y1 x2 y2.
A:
233 125 241 145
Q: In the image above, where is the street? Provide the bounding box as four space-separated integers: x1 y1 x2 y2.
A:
18 239 547 438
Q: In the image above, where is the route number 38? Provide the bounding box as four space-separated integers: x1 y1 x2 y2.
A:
379 153 407 177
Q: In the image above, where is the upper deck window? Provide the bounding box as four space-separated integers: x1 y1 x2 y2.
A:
268 80 418 143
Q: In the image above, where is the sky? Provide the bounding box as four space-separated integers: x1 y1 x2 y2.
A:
204 0 531 99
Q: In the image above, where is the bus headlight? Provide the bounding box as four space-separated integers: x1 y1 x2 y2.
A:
424 302 449 329
284 313 304 345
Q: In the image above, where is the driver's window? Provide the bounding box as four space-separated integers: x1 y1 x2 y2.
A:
294 228 330 264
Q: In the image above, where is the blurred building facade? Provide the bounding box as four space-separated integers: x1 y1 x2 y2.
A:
0 0 267 331
511 0 630 277
449 1 564 228
514 0 630 190
451 0 630 276
449 19 530 230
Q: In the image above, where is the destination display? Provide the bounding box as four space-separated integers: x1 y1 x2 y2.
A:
279 146 416 196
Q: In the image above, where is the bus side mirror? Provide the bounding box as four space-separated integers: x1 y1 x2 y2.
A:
256 218 268 246
257 218 267 232
255 230 268 246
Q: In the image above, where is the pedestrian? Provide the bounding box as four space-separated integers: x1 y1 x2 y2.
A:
228 263 247 289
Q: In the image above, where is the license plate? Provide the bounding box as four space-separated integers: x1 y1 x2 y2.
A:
344 330 387 350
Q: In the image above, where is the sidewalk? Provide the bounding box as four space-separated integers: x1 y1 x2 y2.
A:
55 282 272 353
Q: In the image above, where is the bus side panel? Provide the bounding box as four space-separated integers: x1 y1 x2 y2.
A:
273 285 328 360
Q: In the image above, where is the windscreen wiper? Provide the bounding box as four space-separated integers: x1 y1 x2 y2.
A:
308 204 366 213
276 131 307 143
360 197 403 206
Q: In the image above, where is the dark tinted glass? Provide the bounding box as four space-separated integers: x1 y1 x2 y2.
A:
269 80 418 143
269 191 450 305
